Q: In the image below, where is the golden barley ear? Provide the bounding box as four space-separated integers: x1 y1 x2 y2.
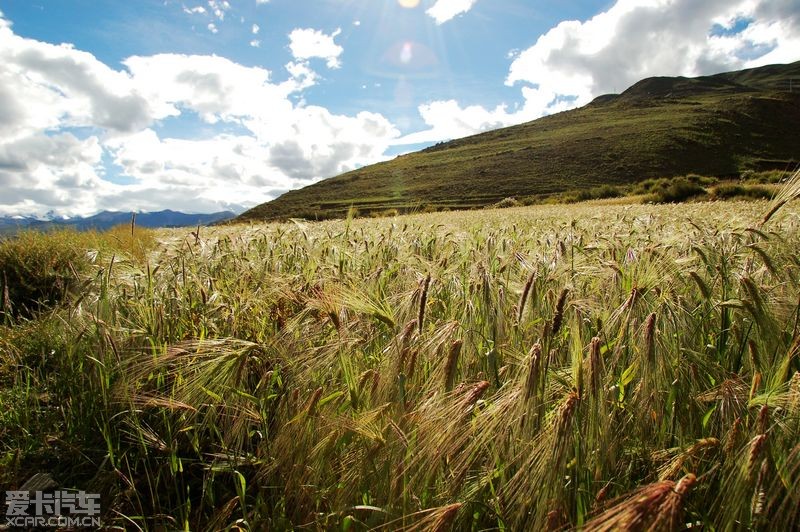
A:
444 339 463 392
551 287 569 336
418 273 431 334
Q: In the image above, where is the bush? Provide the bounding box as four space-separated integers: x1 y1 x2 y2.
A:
371 208 400 218
493 197 522 209
519 196 542 206
711 184 746 199
685 174 719 186
0 230 91 319
742 185 774 199
570 184 623 202
711 184 774 200
634 178 665 194
650 178 706 203
741 170 785 184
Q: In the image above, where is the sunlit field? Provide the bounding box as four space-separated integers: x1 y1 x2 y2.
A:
2 193 800 529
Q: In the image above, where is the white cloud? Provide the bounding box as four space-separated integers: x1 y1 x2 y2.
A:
262 108 399 180
207 22 218 34
0 19 152 140
0 132 111 216
251 23 259 34
396 100 515 145
250 39 260 48
123 53 295 124
288 28 343 69
256 0 269 4
183 6 206 15
426 0 479 25
506 0 800 111
0 14 399 217
207 0 230 21
284 60 317 90
404 0 800 145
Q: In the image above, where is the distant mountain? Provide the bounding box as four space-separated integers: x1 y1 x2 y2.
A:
238 61 800 222
0 210 236 234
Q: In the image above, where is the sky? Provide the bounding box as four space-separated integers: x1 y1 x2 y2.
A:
0 0 799 217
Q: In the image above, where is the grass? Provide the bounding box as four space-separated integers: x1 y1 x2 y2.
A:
2 177 800 529
238 61 800 222
0 225 155 320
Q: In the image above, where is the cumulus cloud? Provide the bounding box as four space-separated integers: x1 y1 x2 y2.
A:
426 0 479 25
0 13 399 216
397 100 516 145
264 108 399 180
0 18 152 140
405 0 800 145
284 60 317 90
506 0 800 112
0 132 109 215
288 28 344 69
123 53 295 125
207 0 230 21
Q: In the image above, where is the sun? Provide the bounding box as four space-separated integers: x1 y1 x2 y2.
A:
397 0 420 8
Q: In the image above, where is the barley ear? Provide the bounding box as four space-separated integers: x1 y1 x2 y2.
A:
551 288 569 336
419 274 431 334
444 339 463 392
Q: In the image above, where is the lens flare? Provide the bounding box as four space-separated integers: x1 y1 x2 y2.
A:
400 42 413 64
398 0 420 8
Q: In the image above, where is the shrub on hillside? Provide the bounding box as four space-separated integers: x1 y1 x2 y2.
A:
568 184 623 203
0 230 90 319
685 174 719 186
711 184 746 199
741 170 785 184
711 184 774 200
649 178 706 203
634 178 666 194
742 185 774 199
371 208 400 218
519 195 542 206
493 197 522 209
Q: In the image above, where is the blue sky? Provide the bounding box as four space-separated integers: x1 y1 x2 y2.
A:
0 0 798 216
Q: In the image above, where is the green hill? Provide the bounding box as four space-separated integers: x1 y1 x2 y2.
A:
239 61 800 221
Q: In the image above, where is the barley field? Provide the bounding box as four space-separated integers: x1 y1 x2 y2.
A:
2 190 800 530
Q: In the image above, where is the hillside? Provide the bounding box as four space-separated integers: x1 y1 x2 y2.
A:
238 61 800 221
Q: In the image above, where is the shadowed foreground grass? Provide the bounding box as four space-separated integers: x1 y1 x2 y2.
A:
2 190 800 529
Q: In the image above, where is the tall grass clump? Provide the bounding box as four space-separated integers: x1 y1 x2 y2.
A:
648 176 707 203
711 183 774 201
0 229 91 320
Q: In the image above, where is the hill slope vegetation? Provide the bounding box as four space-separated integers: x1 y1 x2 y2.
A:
239 61 800 221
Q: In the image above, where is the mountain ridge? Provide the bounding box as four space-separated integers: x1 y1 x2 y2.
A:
238 61 800 222
0 209 236 234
